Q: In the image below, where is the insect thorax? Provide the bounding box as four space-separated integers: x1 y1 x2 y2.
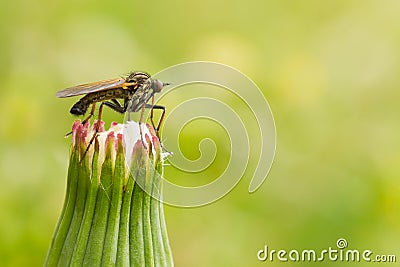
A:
126 71 151 84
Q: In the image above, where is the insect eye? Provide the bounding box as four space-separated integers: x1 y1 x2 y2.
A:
152 79 164 92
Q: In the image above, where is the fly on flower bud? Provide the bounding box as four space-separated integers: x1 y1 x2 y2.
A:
56 71 170 160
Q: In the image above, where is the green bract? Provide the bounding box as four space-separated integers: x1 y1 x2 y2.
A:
45 120 174 267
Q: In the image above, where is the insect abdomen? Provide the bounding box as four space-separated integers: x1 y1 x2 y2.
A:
70 101 88 115
69 89 130 116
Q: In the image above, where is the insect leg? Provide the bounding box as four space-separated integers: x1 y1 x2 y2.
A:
82 103 97 124
145 104 166 132
103 99 126 113
149 95 156 130
64 103 97 137
145 103 171 154
80 99 129 162
80 102 106 163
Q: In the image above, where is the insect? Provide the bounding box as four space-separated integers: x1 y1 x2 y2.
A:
57 71 170 157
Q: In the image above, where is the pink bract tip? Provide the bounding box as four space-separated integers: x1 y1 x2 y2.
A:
72 120 82 131
131 139 146 159
152 136 160 147
145 134 152 151
104 131 115 151
116 133 123 152
72 120 82 146
78 122 89 144
117 133 123 145
91 120 105 133
146 123 157 136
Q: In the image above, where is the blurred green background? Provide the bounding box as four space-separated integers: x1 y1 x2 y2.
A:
1 0 399 266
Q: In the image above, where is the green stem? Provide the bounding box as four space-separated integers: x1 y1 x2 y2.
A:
102 137 125 266
45 145 79 266
58 144 90 266
70 139 100 265
130 167 146 265
83 139 114 266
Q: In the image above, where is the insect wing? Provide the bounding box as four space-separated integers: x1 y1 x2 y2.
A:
56 78 127 98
